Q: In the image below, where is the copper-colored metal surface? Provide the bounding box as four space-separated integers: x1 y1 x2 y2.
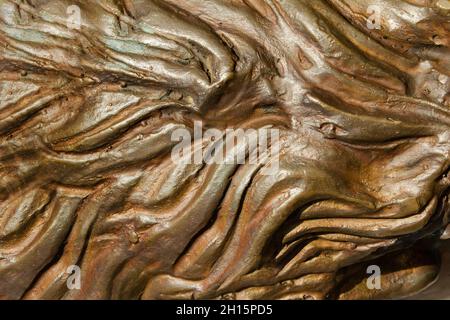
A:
0 0 449 300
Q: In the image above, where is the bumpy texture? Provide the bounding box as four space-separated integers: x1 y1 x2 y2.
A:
0 0 449 300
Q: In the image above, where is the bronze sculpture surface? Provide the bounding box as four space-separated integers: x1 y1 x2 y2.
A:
0 0 449 300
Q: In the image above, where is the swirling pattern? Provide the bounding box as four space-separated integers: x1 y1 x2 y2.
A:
0 0 449 299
